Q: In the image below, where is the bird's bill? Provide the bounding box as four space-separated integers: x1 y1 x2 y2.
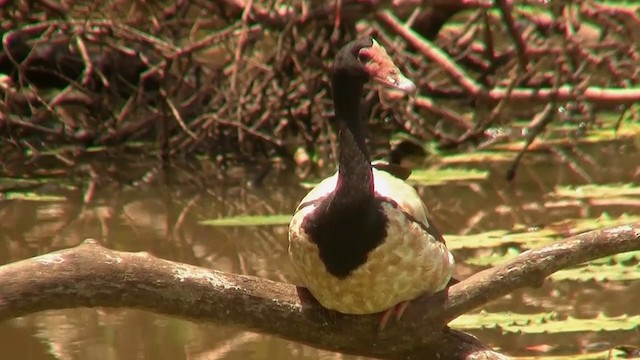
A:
359 39 417 94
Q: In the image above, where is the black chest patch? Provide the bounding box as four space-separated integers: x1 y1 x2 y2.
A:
301 196 388 278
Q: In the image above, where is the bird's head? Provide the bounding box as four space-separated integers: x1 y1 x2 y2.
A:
334 37 416 94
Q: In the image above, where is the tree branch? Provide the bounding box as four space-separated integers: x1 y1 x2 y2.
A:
1 222 639 359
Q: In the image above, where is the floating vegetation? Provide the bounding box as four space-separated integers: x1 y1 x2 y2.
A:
456 213 640 252
438 151 513 165
300 166 489 189
0 192 67 202
447 227 556 250
200 214 292 227
466 247 640 282
546 213 640 238
407 167 489 186
551 261 640 282
464 247 522 266
451 311 640 334
489 120 640 152
553 183 640 199
589 250 640 265
0 176 82 193
513 349 629 360
461 213 640 284
0 177 49 187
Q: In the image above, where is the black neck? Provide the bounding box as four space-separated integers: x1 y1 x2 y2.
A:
331 74 374 202
300 58 386 279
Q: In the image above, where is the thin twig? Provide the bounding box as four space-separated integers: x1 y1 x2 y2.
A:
377 10 483 96
505 103 556 181
495 0 529 73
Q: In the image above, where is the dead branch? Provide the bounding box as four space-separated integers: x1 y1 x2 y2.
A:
413 96 472 130
0 222 638 359
377 10 483 95
379 10 640 104
494 0 528 73
505 102 556 181
2 0 639 176
486 85 640 104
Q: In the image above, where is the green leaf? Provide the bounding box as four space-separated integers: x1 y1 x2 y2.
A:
589 250 640 265
199 214 292 227
548 213 640 237
1 192 66 202
464 247 522 266
551 262 640 282
514 348 629 360
439 151 513 165
553 183 640 199
446 227 557 250
451 311 555 331
451 311 640 334
300 167 489 189
488 120 640 152
0 177 48 186
408 167 489 186
447 213 640 251
23 142 149 157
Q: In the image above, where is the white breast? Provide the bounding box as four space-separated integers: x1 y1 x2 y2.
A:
288 168 455 314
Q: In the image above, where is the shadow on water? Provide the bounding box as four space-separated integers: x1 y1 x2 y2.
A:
0 137 639 359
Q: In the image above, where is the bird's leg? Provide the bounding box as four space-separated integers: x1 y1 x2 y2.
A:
394 301 411 320
378 301 410 331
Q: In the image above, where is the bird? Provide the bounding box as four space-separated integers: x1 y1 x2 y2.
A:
288 37 455 330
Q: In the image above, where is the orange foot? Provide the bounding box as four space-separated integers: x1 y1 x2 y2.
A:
378 301 410 331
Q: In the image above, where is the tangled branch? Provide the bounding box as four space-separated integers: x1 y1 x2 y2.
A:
1 0 639 177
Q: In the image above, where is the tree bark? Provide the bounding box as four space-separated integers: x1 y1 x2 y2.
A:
1 222 639 359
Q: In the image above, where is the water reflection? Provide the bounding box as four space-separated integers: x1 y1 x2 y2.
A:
1 139 639 359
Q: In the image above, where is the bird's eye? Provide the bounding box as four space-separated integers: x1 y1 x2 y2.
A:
358 50 372 63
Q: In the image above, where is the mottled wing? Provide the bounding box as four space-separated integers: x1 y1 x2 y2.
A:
372 167 432 229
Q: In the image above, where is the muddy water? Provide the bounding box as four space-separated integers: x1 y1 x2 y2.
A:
0 138 639 359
